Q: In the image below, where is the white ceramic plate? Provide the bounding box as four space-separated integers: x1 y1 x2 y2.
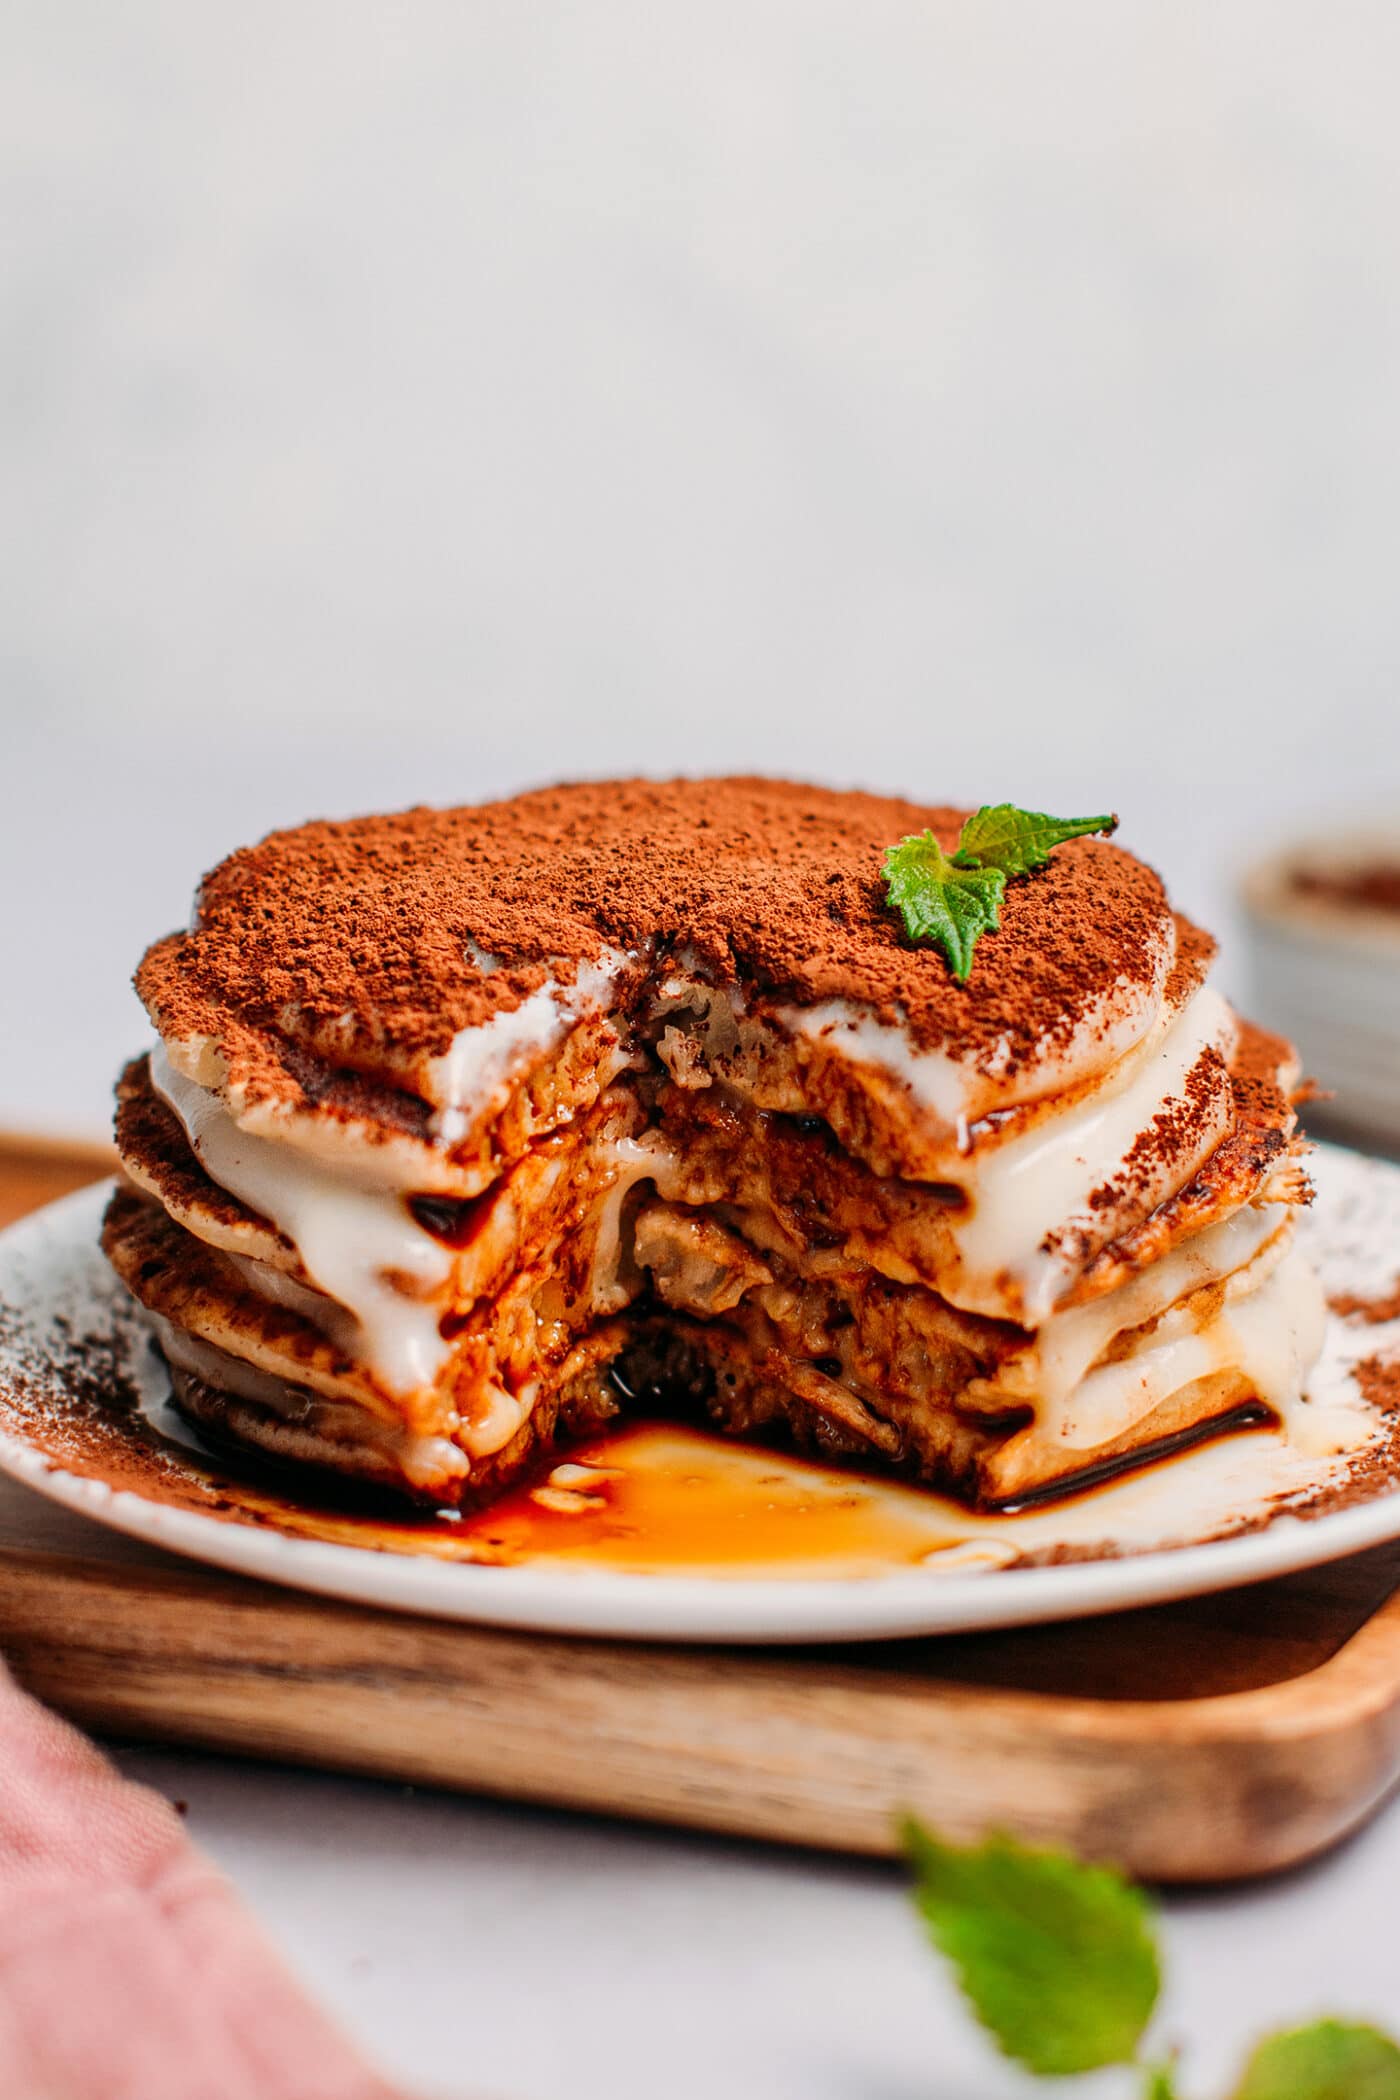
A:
1 1150 1400 1643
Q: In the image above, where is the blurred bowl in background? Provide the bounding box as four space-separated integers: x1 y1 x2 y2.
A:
1242 834 1400 1153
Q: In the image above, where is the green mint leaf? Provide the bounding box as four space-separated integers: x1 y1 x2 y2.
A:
902 1818 1161 2078
881 833 1006 982
1231 2019 1400 2099
1142 2061 1181 2100
954 803 1118 876
882 803 1117 978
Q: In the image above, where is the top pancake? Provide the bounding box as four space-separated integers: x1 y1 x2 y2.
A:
137 778 1176 1122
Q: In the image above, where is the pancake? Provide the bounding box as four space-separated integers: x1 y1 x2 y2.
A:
102 778 1323 1509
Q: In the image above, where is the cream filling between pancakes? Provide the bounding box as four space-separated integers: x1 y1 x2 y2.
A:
984 1232 1328 1483
938 984 1237 1322
424 947 637 1141
144 936 1313 1487
150 1042 455 1394
778 918 1176 1127
153 1318 471 1488
967 1206 1310 1435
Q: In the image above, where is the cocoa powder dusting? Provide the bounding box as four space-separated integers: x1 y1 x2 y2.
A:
136 778 1176 1110
1353 1355 1400 1415
1331 1284 1400 1326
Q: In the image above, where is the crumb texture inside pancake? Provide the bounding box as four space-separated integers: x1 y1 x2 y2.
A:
104 778 1325 1512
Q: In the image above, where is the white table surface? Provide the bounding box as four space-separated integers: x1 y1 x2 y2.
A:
104 1742 1400 2100
8 2 1400 2088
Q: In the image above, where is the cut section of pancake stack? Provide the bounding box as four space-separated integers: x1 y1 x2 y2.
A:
103 778 1324 1510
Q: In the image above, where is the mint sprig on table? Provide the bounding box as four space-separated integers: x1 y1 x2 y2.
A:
882 804 1118 982
1232 2020 1400 2098
902 1817 1160 2080
902 1817 1400 2098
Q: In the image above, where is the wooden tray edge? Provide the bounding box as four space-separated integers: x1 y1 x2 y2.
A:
5 1544 1400 1881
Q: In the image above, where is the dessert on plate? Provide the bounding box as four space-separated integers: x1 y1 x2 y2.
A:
103 778 1324 1511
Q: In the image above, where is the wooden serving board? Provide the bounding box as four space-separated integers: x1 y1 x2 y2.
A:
4 1135 1400 1883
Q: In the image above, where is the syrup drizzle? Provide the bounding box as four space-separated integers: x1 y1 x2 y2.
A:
136 1386 1288 1580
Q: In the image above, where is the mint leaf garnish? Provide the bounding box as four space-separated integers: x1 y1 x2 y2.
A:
902 1817 1161 2077
901 1816 1400 2093
955 803 1118 877
882 802 1117 979
881 834 1006 982
1231 2020 1400 2099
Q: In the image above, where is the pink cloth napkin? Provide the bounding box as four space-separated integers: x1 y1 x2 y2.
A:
0 1657 407 2100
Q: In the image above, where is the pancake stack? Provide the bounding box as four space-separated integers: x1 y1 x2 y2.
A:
103 778 1323 1508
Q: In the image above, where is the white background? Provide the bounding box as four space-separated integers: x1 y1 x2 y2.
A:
4 1 1400 1133
5 6 1400 2095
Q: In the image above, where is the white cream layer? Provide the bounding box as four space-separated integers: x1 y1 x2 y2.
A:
149 977 1255 1403
150 1042 454 1395
991 1203 1284 1418
426 948 636 1142
938 984 1237 1322
162 949 637 1188
140 913 1323 1493
150 1043 672 1457
154 1317 470 1489
780 920 1176 1126
145 1027 1327 1492
992 1231 1328 1481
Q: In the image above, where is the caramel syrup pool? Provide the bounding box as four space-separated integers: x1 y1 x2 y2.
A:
126 1342 1281 1580
434 1424 971 1576
214 1423 979 1577
143 1414 1274 1580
